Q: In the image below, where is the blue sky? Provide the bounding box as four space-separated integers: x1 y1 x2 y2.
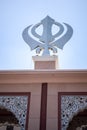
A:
0 0 87 70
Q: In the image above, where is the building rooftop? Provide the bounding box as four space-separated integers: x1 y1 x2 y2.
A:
0 70 87 84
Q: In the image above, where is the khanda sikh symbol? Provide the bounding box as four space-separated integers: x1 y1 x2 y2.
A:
22 16 73 56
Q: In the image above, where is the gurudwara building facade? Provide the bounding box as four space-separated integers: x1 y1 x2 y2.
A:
0 16 87 130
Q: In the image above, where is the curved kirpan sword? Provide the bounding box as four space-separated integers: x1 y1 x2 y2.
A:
22 16 73 56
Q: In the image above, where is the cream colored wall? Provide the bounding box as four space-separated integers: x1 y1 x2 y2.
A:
47 83 87 130
0 82 87 130
0 83 41 130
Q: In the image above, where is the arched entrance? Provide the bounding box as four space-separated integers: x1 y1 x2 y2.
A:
67 109 87 130
58 92 87 130
0 107 20 130
0 93 30 130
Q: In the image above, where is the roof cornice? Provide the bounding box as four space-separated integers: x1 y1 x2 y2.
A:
0 70 87 84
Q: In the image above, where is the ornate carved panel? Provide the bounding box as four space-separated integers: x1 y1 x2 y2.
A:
58 92 87 130
0 93 30 130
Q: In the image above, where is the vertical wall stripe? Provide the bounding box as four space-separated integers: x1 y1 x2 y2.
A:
26 92 31 130
40 83 48 130
58 92 61 130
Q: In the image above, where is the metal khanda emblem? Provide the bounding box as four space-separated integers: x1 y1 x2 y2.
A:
22 16 73 56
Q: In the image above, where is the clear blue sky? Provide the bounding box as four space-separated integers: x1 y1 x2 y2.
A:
0 0 87 70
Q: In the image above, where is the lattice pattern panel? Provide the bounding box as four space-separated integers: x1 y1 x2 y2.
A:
58 93 87 130
0 93 30 130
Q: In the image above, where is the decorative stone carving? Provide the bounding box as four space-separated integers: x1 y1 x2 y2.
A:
61 96 87 130
22 16 73 56
0 96 28 130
